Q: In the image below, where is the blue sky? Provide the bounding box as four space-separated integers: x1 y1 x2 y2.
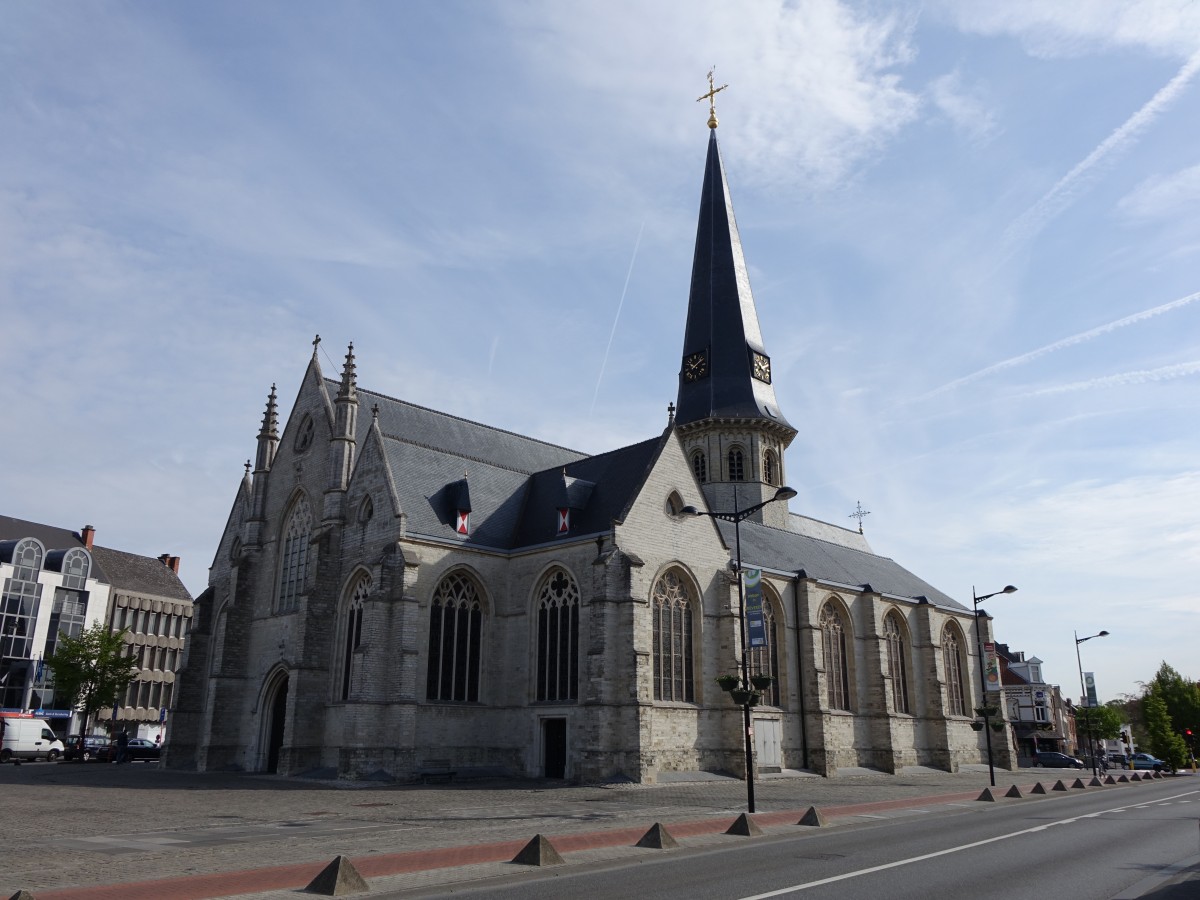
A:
3 1 1198 701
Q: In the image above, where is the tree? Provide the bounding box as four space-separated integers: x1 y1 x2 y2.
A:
47 623 138 733
1076 703 1122 741
1147 662 1200 738
1143 691 1189 769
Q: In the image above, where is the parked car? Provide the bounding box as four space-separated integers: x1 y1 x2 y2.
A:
110 737 161 762
1034 750 1085 769
64 735 111 762
1130 752 1168 772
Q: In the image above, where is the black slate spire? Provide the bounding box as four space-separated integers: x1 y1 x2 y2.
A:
675 131 793 434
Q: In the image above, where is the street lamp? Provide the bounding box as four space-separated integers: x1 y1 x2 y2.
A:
683 484 797 813
1075 629 1110 777
972 584 1017 787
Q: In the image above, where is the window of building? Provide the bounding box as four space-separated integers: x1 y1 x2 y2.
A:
691 450 707 483
277 495 312 612
535 568 579 703
763 450 777 487
43 589 87 659
820 603 850 710
340 574 369 701
727 447 745 481
1 539 45 708
943 626 967 716
426 571 483 702
746 597 780 706
884 612 910 714
652 569 695 703
1035 702 1049 722
61 548 90 589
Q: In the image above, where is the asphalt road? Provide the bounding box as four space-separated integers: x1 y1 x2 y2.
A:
384 779 1200 900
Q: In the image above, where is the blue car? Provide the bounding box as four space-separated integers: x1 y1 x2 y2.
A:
1130 752 1168 772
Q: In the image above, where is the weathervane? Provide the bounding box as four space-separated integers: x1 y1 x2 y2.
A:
697 68 728 129
849 501 871 534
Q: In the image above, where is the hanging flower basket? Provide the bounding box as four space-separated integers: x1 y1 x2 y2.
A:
990 721 1006 732
730 689 754 705
975 706 1000 717
970 722 985 731
716 674 740 692
750 674 775 691
747 692 762 707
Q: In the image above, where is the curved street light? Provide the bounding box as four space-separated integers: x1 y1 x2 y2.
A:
1075 629 1110 776
972 584 1017 787
683 485 797 813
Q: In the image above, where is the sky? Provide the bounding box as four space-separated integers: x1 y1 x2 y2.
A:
3 1 1198 702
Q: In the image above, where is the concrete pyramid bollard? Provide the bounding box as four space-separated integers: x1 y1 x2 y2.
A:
636 822 679 849
797 806 828 827
512 834 565 867
304 855 369 896
1070 778 1088 789
1005 785 1023 798
1130 772 1142 781
1117 774 1129 783
1052 780 1069 791
1031 782 1048 794
726 813 764 836
976 788 998 802
9 891 38 900
1088 777 1104 787
1104 775 1117 785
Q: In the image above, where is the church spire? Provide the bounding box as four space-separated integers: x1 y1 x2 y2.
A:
674 124 794 436
254 383 279 473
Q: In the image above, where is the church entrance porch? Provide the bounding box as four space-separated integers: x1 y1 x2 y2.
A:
263 674 289 774
542 717 567 779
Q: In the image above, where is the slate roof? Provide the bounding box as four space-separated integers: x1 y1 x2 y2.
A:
89 546 193 603
675 130 794 432
0 516 111 583
724 518 966 612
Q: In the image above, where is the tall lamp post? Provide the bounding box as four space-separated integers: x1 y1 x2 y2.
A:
1074 629 1109 776
683 485 797 814
972 585 1017 787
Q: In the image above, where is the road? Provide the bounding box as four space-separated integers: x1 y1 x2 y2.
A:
386 780 1200 900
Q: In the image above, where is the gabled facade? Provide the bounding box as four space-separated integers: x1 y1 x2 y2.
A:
168 119 1012 782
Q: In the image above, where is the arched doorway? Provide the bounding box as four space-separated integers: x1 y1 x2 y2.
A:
264 674 289 774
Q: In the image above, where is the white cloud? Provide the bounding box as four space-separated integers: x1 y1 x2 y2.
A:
1118 162 1200 218
928 70 1000 143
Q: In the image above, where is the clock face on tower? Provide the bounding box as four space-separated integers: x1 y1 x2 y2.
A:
683 350 708 382
751 351 772 384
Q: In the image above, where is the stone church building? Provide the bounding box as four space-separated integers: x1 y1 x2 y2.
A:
168 116 1009 783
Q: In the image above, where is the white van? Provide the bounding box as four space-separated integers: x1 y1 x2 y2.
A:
0 717 66 762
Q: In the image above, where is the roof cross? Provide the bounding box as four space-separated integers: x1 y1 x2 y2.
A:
849 500 871 534
696 68 728 129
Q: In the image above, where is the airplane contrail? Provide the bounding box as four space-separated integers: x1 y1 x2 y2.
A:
1028 359 1200 396
919 289 1200 399
1000 49 1200 260
591 220 645 415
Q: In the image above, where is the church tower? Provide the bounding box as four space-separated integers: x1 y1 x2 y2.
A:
675 83 797 527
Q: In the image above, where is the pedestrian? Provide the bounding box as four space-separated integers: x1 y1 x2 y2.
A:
115 728 129 764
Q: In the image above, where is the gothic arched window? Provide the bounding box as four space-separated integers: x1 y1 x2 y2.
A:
277 495 312 612
747 596 781 706
820 603 850 710
763 450 778 487
691 450 707 483
652 569 695 702
535 568 579 703
728 447 745 482
943 625 967 716
884 612 910 714
426 571 483 702
340 574 370 701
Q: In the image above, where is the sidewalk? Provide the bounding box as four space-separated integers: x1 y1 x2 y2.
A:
0 762 1181 899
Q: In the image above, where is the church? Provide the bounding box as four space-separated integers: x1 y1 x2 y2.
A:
167 96 1009 783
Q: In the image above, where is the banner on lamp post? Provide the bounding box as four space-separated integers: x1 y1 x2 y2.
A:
984 642 1001 691
1085 672 1098 707
744 568 766 648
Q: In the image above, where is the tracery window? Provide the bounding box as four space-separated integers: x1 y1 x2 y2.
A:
426 571 483 702
277 495 312 612
820 603 850 710
884 612 910 714
340 574 370 701
728 447 745 481
763 450 778 487
747 597 780 706
691 450 707 483
535 568 579 703
943 626 967 716
652 569 694 702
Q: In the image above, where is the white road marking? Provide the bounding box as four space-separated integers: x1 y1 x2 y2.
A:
737 789 1200 899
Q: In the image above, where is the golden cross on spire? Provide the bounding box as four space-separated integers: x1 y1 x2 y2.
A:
696 68 728 129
